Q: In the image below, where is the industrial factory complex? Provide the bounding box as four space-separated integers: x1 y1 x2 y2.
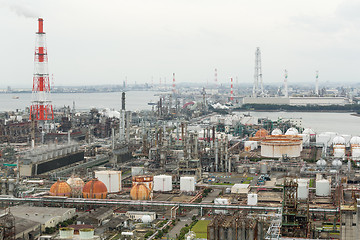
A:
3 18 360 240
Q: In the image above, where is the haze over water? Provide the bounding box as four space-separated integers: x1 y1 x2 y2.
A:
2 92 360 136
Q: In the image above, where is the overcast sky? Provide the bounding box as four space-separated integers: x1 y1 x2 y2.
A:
1 0 360 88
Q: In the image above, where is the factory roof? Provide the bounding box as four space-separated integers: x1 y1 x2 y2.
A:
14 216 39 238
0 206 75 225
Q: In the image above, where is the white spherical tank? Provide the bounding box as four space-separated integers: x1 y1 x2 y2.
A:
316 159 327 168
303 128 315 135
350 136 360 146
79 229 94 239
66 176 85 197
271 128 283 135
94 170 122 193
332 136 345 145
247 193 258 206
260 163 267 174
142 215 152 224
299 134 309 144
153 175 172 192
297 179 309 200
180 176 196 192
285 128 299 135
316 179 331 197
332 159 342 168
341 134 351 147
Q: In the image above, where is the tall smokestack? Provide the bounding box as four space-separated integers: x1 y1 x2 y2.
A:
172 73 176 95
122 92 125 110
230 77 234 101
30 18 54 130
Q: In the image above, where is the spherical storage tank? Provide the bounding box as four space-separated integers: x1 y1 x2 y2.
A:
332 136 345 145
95 170 122 193
180 176 195 192
66 176 85 197
285 128 299 135
82 178 108 199
130 175 153 200
153 175 172 192
255 129 269 138
316 159 327 168
332 159 342 168
350 136 360 146
50 180 72 197
271 128 282 136
142 215 152 224
316 179 330 197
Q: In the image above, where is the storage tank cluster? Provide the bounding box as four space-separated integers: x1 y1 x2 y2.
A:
50 177 108 199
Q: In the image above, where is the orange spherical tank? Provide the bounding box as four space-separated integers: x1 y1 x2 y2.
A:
82 178 107 199
50 180 72 197
255 128 269 138
130 183 151 200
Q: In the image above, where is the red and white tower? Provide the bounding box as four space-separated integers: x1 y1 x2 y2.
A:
172 73 176 95
30 18 54 128
214 68 218 85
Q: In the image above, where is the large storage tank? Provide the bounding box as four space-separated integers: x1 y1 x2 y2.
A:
352 146 360 160
79 229 94 239
271 128 282 136
153 175 172 192
341 134 351 147
333 145 345 158
261 136 302 158
66 176 85 197
316 179 331 197
95 170 122 193
59 228 74 239
82 178 108 199
316 133 331 147
297 179 309 200
131 167 144 176
50 180 72 197
130 175 153 200
285 128 299 135
247 193 258 206
214 198 230 214
180 176 196 192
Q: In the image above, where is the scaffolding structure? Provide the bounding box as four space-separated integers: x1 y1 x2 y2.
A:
281 178 311 238
0 208 15 240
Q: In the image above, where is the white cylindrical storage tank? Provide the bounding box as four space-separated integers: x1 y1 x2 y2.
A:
352 146 360 159
297 179 309 200
333 145 345 158
249 167 256 174
153 175 172 192
180 176 195 192
94 170 122 193
59 228 74 239
260 163 267 174
131 167 144 176
247 193 258 206
316 179 331 197
79 229 95 239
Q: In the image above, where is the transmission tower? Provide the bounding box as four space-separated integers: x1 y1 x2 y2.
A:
315 71 319 96
284 69 288 98
253 47 263 97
